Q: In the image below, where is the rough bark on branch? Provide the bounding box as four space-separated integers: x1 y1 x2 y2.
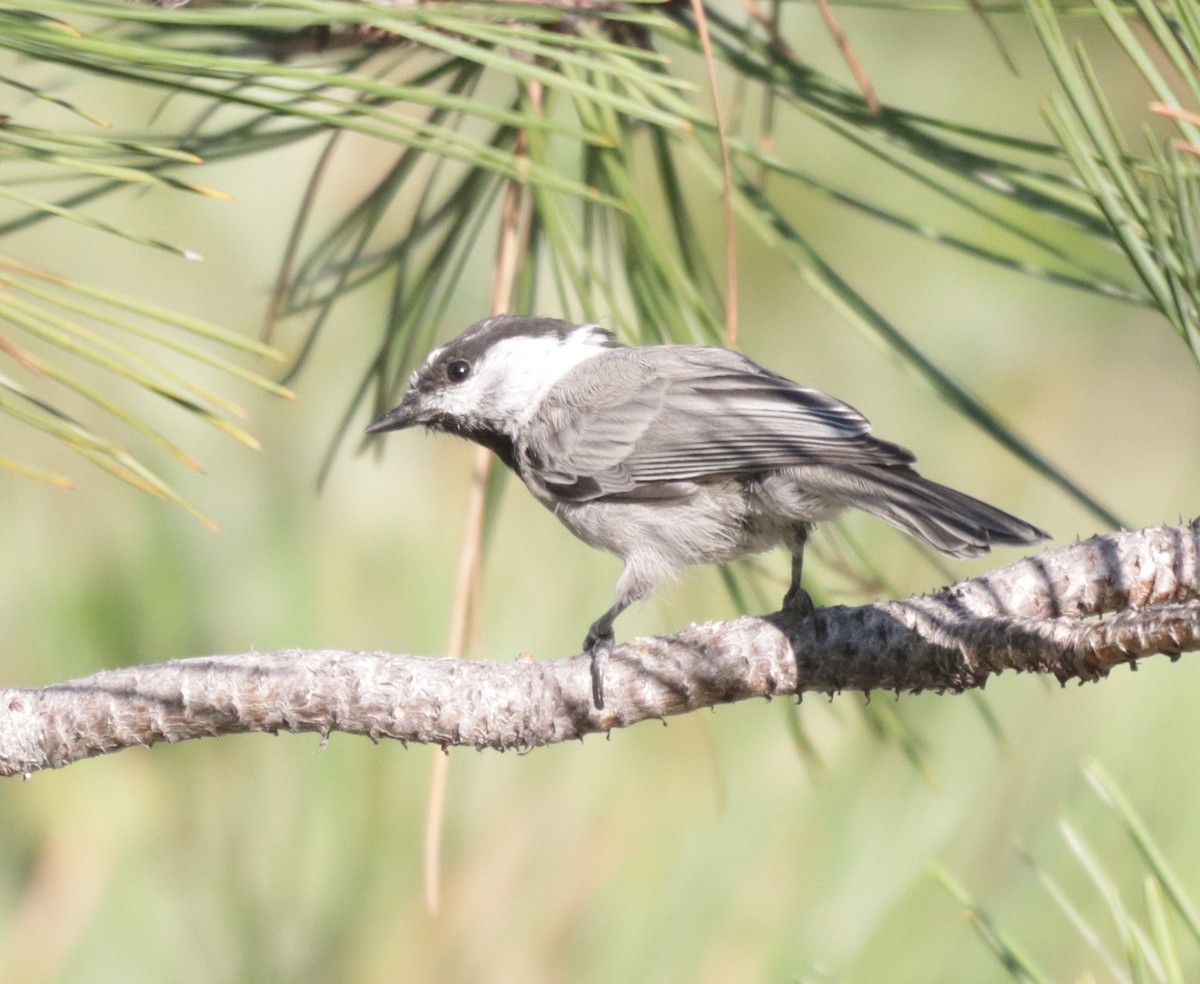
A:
2 522 1197 777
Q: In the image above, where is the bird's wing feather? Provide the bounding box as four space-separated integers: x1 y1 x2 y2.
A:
529 347 914 501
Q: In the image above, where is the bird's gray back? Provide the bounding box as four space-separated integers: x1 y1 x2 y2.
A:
520 345 915 502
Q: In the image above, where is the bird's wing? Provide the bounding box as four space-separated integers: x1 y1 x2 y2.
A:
529 347 915 502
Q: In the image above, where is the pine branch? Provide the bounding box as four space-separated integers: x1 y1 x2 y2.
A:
1 522 1197 777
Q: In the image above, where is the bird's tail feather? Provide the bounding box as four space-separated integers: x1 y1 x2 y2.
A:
841 466 1049 559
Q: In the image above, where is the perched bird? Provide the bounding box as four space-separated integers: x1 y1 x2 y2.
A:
366 315 1048 709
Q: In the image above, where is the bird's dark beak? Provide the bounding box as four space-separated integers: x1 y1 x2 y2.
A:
365 395 422 434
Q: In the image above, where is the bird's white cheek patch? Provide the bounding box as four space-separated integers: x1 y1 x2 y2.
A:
480 331 609 423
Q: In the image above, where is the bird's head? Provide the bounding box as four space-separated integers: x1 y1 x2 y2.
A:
365 315 619 442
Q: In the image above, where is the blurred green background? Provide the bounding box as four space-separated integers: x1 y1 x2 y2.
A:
2 2 1200 982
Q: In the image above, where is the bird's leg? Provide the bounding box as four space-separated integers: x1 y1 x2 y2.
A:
782 524 815 616
583 600 629 711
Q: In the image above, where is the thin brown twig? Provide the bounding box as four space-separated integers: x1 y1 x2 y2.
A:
422 443 490 915
1150 102 1200 127
736 0 797 61
422 83 539 916
689 0 739 347
757 0 783 184
812 0 881 115
1150 102 1200 157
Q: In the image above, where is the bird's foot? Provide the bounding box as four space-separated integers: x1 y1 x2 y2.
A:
584 628 613 711
782 585 815 618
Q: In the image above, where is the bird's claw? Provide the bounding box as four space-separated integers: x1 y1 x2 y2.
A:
782 585 815 618
585 632 613 710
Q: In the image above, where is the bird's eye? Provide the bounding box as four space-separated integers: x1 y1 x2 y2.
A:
446 359 471 383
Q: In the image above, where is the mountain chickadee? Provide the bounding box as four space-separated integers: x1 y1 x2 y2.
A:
366 315 1048 709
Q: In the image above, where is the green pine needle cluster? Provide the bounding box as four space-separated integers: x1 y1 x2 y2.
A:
0 0 1194 522
937 761 1200 984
